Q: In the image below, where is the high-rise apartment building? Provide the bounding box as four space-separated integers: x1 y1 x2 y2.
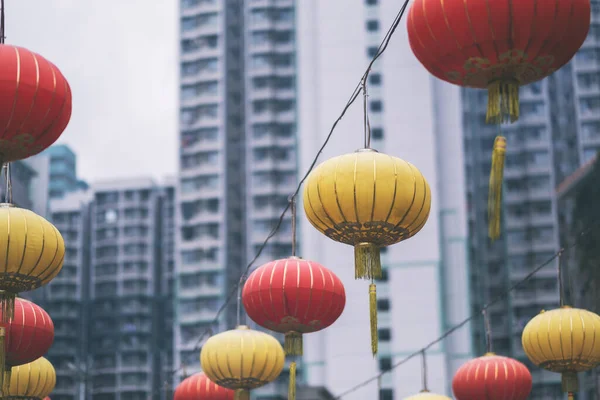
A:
463 2 600 398
296 1 471 399
175 0 298 393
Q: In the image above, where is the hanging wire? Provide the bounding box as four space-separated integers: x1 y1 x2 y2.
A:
362 74 372 149
420 350 428 392
3 164 12 204
558 248 565 306
332 226 595 399
289 195 297 257
236 280 243 326
482 309 493 353
0 0 5 44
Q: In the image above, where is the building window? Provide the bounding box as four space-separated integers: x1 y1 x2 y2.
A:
370 100 383 112
366 0 378 4
377 269 389 282
367 46 378 57
371 127 384 140
369 73 382 85
380 389 393 400
378 328 392 341
377 299 390 311
379 357 392 371
366 20 379 31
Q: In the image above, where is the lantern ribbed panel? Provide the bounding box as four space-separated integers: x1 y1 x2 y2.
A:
5 357 56 399
0 205 65 293
522 307 600 372
0 45 72 162
407 0 590 88
242 257 346 334
2 298 54 367
302 150 431 247
452 353 532 400
200 326 285 391
174 372 234 400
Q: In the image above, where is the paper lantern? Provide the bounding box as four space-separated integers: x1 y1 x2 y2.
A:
174 372 234 400
3 357 56 399
407 0 590 124
243 257 346 355
452 353 532 400
200 326 285 400
407 0 590 240
404 392 451 400
522 307 600 398
0 204 65 322
0 45 72 163
303 148 431 354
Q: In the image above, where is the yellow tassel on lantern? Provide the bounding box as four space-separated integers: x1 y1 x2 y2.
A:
235 389 250 400
369 283 378 356
0 291 15 323
488 136 506 241
486 80 520 124
284 332 303 356
0 327 5 396
288 361 297 400
355 243 382 280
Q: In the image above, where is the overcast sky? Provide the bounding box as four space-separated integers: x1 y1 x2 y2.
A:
9 1 178 182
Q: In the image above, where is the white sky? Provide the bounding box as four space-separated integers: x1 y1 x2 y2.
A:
9 1 179 182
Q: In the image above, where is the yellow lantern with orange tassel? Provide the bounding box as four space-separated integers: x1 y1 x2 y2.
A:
303 148 431 355
200 325 285 400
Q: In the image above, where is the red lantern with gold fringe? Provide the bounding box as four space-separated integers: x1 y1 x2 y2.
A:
452 353 532 400
174 372 234 400
0 45 72 163
242 257 345 400
407 0 590 240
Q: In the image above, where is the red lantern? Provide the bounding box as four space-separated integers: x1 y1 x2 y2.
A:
452 353 532 400
0 45 72 163
242 257 346 355
407 0 590 240
174 372 234 400
407 0 590 124
2 297 54 366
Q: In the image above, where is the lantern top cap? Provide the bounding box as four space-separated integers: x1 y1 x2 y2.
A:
236 325 249 330
0 203 14 208
356 147 378 153
483 352 496 357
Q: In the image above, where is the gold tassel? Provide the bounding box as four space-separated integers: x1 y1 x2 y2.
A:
488 136 506 241
369 283 378 356
0 292 15 323
0 327 5 397
354 243 382 280
486 80 520 124
562 372 579 393
234 389 250 400
284 332 303 356
568 394 575 400
288 361 297 400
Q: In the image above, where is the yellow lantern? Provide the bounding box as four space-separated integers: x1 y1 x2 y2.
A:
0 204 65 321
3 356 56 399
200 325 285 400
522 306 600 398
303 149 431 354
403 392 452 400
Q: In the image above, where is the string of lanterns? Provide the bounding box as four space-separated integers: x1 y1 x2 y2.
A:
173 0 600 398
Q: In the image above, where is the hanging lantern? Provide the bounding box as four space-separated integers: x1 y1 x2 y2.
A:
406 0 590 240
200 325 285 400
404 392 451 400
0 204 65 322
0 45 72 163
174 372 234 400
452 353 532 399
0 297 54 395
522 306 600 399
242 257 346 400
303 148 431 354
3 356 56 400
